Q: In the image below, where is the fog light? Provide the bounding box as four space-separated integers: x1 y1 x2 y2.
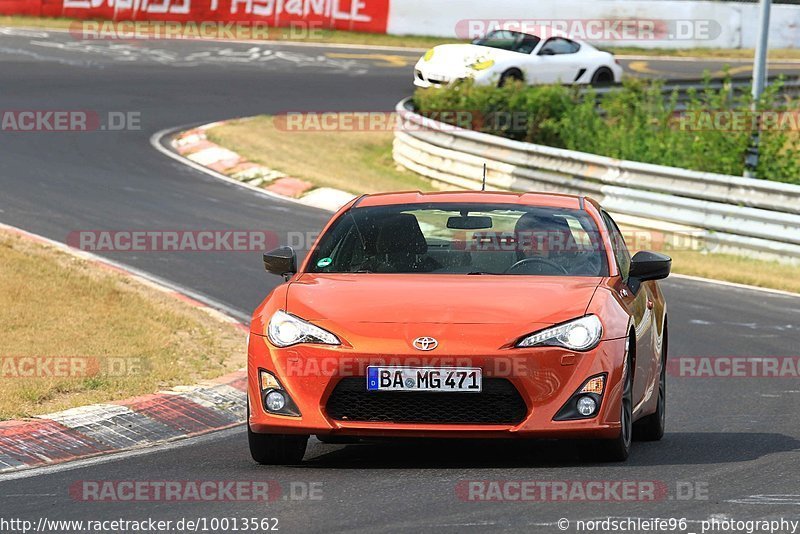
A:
577 396 597 416
265 391 286 412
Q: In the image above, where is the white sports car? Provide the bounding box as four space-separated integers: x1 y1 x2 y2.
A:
414 30 623 88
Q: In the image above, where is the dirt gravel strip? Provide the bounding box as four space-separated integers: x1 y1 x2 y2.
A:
0 222 248 473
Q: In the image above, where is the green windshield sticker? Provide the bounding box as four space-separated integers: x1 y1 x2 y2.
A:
317 257 333 268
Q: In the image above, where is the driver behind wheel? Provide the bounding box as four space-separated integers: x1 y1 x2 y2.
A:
513 212 598 275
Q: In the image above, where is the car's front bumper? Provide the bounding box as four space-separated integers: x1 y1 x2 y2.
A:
248 334 628 440
413 62 492 88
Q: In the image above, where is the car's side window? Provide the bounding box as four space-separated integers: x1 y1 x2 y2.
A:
517 35 540 54
539 37 581 56
602 211 631 282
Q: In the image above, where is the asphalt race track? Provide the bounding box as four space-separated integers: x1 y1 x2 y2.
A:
1 27 799 533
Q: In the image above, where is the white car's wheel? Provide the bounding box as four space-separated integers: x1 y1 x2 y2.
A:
498 69 524 87
590 67 615 85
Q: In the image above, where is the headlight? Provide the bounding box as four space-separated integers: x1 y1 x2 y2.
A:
423 48 435 62
516 315 603 351
267 310 340 348
469 59 495 71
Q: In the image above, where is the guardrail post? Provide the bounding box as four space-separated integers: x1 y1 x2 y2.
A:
744 0 772 178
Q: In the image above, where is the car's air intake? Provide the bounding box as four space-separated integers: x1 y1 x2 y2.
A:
325 377 528 425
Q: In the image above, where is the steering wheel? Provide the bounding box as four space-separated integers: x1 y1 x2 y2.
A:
504 256 569 275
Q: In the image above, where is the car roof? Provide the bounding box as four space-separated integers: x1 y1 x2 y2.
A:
479 29 593 49
354 191 595 210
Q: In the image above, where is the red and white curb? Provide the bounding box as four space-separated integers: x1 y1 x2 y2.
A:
172 122 356 213
0 223 249 473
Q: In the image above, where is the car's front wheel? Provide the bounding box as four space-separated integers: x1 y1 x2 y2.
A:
635 323 667 441
596 343 633 462
498 68 524 87
247 404 308 465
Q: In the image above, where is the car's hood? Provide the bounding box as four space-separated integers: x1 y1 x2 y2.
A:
287 274 599 327
424 43 518 67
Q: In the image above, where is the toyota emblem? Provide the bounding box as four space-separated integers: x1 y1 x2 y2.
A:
413 337 438 351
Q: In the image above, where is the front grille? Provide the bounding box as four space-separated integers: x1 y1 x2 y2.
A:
325 377 527 425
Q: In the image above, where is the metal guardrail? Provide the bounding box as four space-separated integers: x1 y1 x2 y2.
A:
393 98 800 262
584 77 800 112
589 76 800 99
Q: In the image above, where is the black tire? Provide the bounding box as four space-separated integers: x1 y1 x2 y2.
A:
596 337 634 462
247 404 308 465
635 322 668 441
590 67 615 86
498 69 524 87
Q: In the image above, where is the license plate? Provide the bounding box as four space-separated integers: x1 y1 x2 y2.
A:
427 72 448 82
367 367 482 392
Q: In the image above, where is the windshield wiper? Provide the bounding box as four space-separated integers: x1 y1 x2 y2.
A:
466 271 501 275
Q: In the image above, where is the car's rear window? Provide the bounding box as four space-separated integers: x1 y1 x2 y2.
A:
307 203 608 276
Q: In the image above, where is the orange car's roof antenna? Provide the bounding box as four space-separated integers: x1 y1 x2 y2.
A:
482 163 487 191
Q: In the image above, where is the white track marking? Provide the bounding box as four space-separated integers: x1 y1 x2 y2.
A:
0 427 241 482
670 273 800 299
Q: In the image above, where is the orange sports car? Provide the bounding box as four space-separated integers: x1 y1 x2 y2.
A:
247 191 670 463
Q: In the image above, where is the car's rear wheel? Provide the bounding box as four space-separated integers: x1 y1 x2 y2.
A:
247 403 308 465
498 68 524 87
590 67 615 85
635 323 668 441
596 339 633 462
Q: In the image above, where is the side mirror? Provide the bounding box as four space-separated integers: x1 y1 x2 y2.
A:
263 246 297 278
629 251 671 282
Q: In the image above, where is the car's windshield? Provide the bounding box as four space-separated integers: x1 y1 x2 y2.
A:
307 203 608 276
472 30 541 54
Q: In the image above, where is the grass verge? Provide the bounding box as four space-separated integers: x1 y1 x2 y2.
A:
204 116 800 294
0 230 244 420
206 116 432 193
667 250 800 294
3 16 800 59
